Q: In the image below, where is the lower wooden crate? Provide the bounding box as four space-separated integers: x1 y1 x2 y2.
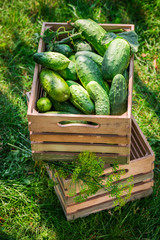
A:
45 117 154 220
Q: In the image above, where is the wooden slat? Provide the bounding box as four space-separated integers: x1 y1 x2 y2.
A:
30 132 130 144
46 165 153 220
44 22 134 31
132 116 154 156
66 188 153 220
33 151 128 164
54 172 153 205
31 142 130 154
131 133 144 158
55 155 154 196
27 22 45 114
28 115 130 134
55 180 153 214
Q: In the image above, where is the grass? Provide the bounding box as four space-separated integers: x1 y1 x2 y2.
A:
0 0 160 239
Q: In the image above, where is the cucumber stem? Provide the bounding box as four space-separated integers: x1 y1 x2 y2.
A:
58 32 82 44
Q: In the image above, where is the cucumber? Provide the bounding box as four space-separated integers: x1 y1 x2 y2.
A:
50 98 83 114
104 81 110 95
53 44 73 57
109 74 127 115
75 55 108 92
66 80 95 114
44 111 87 124
44 111 69 114
39 69 70 102
74 19 106 56
86 81 110 115
33 52 70 70
102 38 130 80
37 97 52 112
123 69 129 86
58 61 77 81
75 51 103 68
74 40 92 52
69 55 76 62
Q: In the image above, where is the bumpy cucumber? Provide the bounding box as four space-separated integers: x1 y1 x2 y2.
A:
33 52 70 70
74 40 92 52
109 74 127 115
39 69 70 102
69 55 76 62
86 81 110 115
123 69 129 86
75 55 108 92
58 61 77 81
102 38 130 80
104 81 110 95
66 80 95 114
53 44 73 57
75 51 103 68
44 111 69 114
74 19 106 56
50 98 83 114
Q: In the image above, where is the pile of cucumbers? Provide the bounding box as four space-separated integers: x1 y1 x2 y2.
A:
34 19 138 116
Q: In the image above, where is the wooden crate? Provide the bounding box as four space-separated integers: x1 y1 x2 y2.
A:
27 22 135 164
46 116 155 220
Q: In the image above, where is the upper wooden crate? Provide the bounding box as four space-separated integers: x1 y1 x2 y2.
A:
27 22 134 164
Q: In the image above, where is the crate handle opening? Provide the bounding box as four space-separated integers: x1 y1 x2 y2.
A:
57 121 100 128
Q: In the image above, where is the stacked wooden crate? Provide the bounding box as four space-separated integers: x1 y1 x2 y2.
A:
27 22 134 165
27 22 155 220
46 116 154 220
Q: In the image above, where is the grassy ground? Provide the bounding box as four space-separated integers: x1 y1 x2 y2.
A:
0 0 160 239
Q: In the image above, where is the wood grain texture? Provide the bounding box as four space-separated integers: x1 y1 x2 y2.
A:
52 154 154 196
32 151 128 164
54 180 153 215
31 142 130 154
53 171 153 205
66 188 152 220
28 115 130 134
30 132 130 144
54 155 154 197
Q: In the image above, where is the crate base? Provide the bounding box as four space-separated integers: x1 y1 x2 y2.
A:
44 116 154 221
54 183 153 221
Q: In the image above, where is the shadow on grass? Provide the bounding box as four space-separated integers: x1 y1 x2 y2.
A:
133 72 160 116
0 231 16 240
0 0 159 239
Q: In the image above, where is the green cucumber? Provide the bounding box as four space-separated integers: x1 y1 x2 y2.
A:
66 80 95 114
39 69 70 102
69 55 76 62
109 74 127 115
75 51 103 68
123 69 129 86
37 97 52 112
75 55 108 92
74 40 92 52
50 98 83 114
86 81 110 115
44 111 69 114
58 61 77 81
33 52 70 70
102 38 130 80
53 44 73 57
74 19 106 56
44 111 87 124
104 81 110 95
